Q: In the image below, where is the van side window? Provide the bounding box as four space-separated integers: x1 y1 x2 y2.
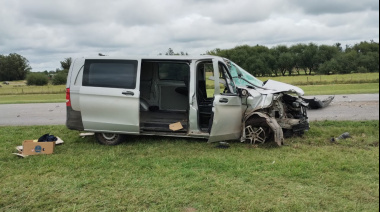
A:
158 63 189 81
83 60 138 89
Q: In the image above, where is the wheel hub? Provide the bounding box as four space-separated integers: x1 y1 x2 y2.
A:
102 133 118 141
245 126 267 144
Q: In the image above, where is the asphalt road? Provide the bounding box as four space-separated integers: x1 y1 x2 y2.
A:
0 94 378 126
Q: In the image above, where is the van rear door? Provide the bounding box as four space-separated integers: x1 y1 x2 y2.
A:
80 59 140 134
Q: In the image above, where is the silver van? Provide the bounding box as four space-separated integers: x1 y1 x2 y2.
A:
66 56 309 145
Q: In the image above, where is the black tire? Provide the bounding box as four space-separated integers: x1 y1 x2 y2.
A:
95 133 125 145
244 117 272 144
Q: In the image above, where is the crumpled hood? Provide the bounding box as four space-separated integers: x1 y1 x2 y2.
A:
261 80 305 96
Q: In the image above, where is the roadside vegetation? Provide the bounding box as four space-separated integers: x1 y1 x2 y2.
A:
208 41 379 76
257 72 379 86
1 72 378 104
0 42 378 104
0 121 378 211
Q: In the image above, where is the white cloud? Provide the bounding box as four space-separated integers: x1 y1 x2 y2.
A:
0 0 378 71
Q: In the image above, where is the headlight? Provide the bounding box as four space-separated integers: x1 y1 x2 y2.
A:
292 102 300 108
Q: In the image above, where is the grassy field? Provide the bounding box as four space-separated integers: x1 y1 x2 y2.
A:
300 83 379 95
205 72 379 88
0 84 65 95
0 121 379 211
206 83 379 97
0 73 379 104
257 73 379 86
0 94 65 104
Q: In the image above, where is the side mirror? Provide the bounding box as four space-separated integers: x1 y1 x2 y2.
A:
238 88 248 97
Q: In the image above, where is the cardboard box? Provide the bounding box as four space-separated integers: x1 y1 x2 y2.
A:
22 140 55 155
17 140 55 157
13 137 64 158
169 122 183 131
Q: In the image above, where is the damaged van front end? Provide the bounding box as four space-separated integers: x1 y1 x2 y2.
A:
226 60 310 146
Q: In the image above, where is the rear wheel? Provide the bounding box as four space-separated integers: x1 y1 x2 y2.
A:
95 133 125 145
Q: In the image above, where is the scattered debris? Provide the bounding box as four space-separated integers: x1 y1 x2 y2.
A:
338 132 351 140
331 132 351 143
13 137 64 158
302 96 335 109
79 132 95 138
169 122 183 131
215 142 230 149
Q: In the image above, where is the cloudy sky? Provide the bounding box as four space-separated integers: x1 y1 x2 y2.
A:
0 0 378 71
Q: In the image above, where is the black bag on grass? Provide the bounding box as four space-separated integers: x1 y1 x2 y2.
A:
38 134 58 142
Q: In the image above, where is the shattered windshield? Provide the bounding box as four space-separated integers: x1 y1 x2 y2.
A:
226 60 264 87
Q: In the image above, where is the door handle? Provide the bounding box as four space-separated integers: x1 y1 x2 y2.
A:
219 98 229 103
122 91 134 96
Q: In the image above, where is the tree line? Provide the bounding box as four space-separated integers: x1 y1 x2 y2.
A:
207 41 379 76
0 53 31 81
1 41 378 84
0 53 71 85
25 58 72 85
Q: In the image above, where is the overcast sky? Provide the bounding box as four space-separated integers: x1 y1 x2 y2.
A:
0 0 379 71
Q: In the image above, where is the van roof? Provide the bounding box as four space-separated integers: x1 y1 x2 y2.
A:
80 55 223 61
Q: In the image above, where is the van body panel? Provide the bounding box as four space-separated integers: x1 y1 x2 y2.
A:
79 86 140 133
78 59 141 134
67 58 85 111
208 94 243 142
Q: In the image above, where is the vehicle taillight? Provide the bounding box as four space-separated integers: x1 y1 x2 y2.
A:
66 88 71 107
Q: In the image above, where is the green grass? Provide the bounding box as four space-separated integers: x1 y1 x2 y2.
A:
207 83 379 97
1 73 378 104
0 84 66 95
300 83 379 95
0 121 379 211
258 73 380 86
205 72 379 89
0 94 65 104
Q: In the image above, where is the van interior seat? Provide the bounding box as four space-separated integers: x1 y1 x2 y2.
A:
140 63 154 100
140 98 150 112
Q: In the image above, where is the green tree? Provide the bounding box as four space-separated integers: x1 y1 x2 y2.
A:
301 43 319 75
0 53 31 81
267 48 279 76
163 48 188 56
273 45 295 76
60 57 72 71
357 52 379 73
26 73 49 86
52 72 67 85
318 58 341 75
290 44 307 75
336 50 358 74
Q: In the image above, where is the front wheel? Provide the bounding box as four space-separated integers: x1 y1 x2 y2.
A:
244 118 272 144
95 133 125 145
